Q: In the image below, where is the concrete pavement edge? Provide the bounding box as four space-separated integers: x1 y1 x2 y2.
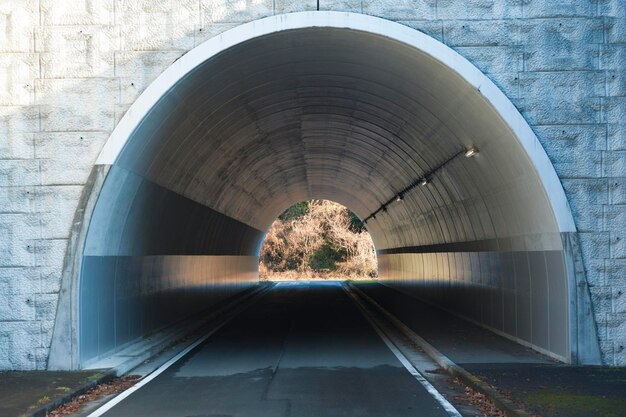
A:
346 282 533 417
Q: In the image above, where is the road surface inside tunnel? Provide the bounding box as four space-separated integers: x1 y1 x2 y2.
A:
94 281 457 417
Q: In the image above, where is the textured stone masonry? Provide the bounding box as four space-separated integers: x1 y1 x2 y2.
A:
0 0 625 368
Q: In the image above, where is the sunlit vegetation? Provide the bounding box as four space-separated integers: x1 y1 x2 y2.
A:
259 200 377 280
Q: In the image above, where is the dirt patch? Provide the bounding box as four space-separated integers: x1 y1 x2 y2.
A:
465 364 626 417
0 370 104 417
521 391 626 417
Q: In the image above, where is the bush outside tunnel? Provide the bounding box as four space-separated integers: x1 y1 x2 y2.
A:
48 12 601 369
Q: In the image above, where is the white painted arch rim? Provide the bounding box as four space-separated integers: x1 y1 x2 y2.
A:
96 11 576 233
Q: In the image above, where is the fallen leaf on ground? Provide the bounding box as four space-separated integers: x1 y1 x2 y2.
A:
451 378 506 417
49 375 141 416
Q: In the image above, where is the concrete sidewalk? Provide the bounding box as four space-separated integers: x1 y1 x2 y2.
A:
355 281 626 417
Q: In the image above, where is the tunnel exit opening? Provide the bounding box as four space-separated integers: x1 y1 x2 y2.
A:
259 200 378 281
48 12 602 370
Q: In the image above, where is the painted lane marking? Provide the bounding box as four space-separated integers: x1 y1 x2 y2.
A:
373 326 463 417
344 287 463 417
85 321 229 417
82 284 281 417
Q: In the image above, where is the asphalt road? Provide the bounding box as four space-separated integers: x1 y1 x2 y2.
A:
97 281 455 417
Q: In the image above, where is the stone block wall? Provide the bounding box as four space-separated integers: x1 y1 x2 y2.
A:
0 0 625 369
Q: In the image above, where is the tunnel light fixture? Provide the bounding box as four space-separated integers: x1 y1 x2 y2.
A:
362 146 477 224
465 146 479 158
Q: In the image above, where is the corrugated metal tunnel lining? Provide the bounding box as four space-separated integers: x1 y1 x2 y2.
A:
80 25 574 366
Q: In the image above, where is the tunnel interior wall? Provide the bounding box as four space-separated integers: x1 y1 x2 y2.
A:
378 249 569 360
79 165 261 365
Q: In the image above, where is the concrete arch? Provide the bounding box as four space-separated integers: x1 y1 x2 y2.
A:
49 12 601 369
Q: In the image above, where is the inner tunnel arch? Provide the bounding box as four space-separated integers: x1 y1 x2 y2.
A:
49 11 601 369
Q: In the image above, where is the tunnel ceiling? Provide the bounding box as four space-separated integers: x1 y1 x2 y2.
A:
115 27 561 251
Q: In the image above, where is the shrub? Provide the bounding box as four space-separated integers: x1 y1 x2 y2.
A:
259 200 377 280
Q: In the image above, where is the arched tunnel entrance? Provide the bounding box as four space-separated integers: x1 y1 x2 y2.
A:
49 12 601 370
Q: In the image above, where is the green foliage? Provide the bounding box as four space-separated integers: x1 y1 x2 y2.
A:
35 396 50 406
348 211 365 232
310 242 348 272
278 201 310 221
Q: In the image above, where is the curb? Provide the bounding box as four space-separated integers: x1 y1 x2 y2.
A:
27 370 116 417
28 283 273 417
347 282 533 417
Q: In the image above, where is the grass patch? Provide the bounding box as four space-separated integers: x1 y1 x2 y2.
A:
29 395 50 409
55 386 72 393
81 373 104 384
523 391 626 417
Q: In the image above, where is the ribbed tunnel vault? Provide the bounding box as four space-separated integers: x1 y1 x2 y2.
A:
55 13 602 369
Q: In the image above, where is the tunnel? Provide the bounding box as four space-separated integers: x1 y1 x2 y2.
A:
52 12 600 369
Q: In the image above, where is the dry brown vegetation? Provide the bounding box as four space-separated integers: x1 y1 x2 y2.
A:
49 375 141 416
259 200 377 280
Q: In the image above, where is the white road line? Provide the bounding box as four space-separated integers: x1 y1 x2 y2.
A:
345 287 463 417
86 316 233 417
